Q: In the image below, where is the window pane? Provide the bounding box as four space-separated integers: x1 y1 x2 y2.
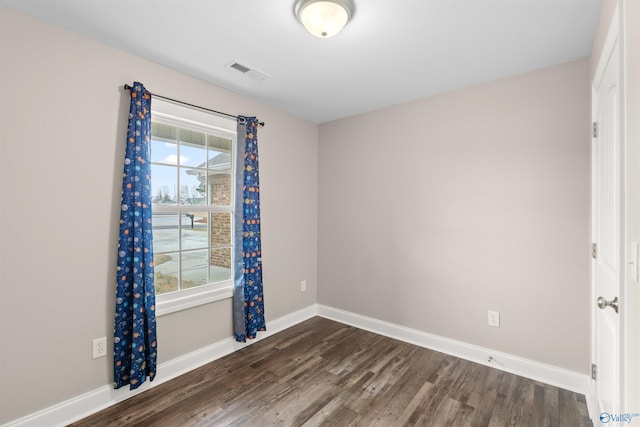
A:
210 212 231 247
210 173 232 206
210 248 232 282
207 150 231 172
151 122 178 143
150 140 178 165
208 134 231 153
152 213 180 253
180 129 207 167
151 164 177 205
180 168 207 206
154 251 179 294
150 109 235 304
181 249 209 289
182 213 208 250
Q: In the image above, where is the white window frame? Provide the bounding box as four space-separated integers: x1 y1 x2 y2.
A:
151 98 236 316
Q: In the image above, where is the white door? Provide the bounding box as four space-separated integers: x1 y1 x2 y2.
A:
592 23 622 416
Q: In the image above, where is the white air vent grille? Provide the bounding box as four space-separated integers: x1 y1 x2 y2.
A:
226 61 270 81
230 62 251 73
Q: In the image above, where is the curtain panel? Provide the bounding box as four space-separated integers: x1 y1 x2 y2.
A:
233 116 266 342
114 82 158 390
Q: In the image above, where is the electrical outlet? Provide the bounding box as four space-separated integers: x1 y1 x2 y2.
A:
301 280 307 292
92 337 107 359
488 311 500 327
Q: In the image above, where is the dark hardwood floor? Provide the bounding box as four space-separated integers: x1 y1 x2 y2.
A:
70 317 592 426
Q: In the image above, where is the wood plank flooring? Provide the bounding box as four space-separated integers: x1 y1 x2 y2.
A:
70 317 592 426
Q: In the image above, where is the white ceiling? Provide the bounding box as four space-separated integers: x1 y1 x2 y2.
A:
1 0 602 123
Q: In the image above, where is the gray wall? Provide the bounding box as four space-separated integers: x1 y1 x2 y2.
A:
318 59 591 373
0 7 318 423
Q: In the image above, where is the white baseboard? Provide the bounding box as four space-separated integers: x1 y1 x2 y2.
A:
585 382 597 425
3 303 593 426
2 304 317 427
316 304 591 398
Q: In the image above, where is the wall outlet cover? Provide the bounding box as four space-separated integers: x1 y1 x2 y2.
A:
488 311 500 327
92 337 107 359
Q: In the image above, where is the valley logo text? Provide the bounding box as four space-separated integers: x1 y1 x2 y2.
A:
599 411 640 424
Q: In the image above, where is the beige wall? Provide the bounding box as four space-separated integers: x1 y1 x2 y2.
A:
0 7 318 423
318 59 591 372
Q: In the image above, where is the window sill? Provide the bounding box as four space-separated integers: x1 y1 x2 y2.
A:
156 282 233 317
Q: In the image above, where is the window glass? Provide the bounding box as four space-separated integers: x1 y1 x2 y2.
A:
150 114 235 298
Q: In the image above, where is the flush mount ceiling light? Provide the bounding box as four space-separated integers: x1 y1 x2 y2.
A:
294 0 354 38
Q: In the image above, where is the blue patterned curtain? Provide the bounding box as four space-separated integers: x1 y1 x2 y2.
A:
114 82 157 390
233 116 266 342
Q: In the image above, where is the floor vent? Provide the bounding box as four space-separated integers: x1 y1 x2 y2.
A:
226 60 269 81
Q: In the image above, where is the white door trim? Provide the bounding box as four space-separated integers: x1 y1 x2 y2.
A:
620 0 640 413
590 2 626 418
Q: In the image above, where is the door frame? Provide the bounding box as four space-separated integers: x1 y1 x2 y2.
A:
620 0 640 413
590 1 640 418
590 2 623 418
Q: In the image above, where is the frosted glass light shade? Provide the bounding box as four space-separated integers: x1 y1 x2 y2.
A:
294 0 354 38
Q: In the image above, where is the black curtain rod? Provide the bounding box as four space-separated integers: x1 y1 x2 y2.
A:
123 84 265 127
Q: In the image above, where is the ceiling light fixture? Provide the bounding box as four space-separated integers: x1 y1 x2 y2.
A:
294 0 354 38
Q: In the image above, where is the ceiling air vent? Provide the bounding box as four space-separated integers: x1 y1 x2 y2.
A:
226 60 270 81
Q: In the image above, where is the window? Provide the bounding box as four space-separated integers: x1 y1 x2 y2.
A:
150 99 237 315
